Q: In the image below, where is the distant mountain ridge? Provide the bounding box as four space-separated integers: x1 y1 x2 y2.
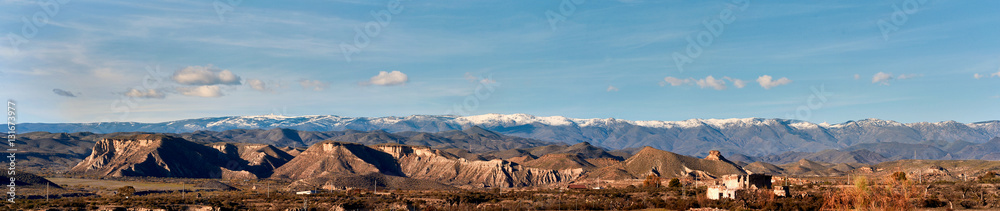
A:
8 114 1000 156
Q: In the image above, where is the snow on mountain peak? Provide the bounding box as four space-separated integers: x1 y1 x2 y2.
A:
456 113 576 126
855 118 905 127
789 121 821 129
167 114 998 136
828 118 904 128
698 117 767 128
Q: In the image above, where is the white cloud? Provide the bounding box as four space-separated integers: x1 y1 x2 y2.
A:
756 75 792 89
171 65 241 85
696 75 727 90
662 75 788 90
872 72 893 85
463 72 478 82
124 88 165 99
661 77 691 86
464 72 497 84
974 70 1000 79
299 80 329 91
897 73 922 80
365 71 408 86
871 72 920 85
177 85 223 97
52 89 77 97
723 77 746 88
247 79 269 91
606 85 619 92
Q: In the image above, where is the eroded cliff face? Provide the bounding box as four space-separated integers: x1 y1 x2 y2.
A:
373 144 584 188
70 134 275 179
272 142 582 188
589 147 746 180
71 135 738 188
72 136 159 176
209 143 294 178
270 141 404 180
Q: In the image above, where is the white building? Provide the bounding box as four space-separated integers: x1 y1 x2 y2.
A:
707 185 738 200
707 174 784 200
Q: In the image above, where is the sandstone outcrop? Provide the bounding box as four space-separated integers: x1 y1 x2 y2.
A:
70 134 278 179
273 142 583 188
585 147 747 180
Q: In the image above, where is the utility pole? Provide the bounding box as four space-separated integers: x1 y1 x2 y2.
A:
682 178 686 199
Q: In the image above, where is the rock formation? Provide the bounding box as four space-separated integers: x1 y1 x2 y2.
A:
586 147 747 180
70 134 269 179
275 142 583 188
270 141 404 179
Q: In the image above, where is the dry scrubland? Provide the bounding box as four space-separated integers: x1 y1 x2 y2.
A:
7 172 1000 210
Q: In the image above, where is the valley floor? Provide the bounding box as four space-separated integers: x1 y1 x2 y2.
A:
8 175 1000 210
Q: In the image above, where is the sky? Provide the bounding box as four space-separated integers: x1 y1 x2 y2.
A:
1 0 998 124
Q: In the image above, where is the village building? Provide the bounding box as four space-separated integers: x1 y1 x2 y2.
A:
707 174 788 200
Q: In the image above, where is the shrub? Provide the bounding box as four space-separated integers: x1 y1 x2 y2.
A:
977 171 1000 183
916 197 947 208
959 200 978 209
643 175 661 188
822 176 916 210
667 178 681 188
117 186 136 198
892 172 907 181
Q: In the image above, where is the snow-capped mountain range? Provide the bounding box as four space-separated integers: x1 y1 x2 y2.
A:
9 114 1000 156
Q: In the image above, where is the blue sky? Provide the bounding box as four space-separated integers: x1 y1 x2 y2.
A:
1 0 998 124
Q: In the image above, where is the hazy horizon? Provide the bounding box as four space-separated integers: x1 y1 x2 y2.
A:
9 113 1000 125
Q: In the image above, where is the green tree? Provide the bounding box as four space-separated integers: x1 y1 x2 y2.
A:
892 172 907 181
117 186 136 198
667 178 681 188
